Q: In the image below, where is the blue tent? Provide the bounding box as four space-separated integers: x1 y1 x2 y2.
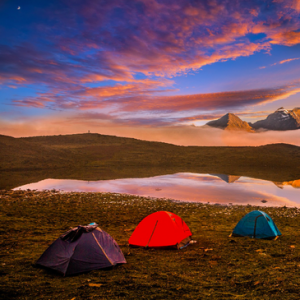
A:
232 210 281 239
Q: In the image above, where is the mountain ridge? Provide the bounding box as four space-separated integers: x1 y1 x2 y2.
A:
250 107 300 131
206 107 300 132
206 113 254 132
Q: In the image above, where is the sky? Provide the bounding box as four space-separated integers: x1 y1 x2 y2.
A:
0 0 300 146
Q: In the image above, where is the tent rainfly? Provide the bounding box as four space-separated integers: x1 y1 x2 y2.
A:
36 223 126 276
129 211 192 249
231 210 281 239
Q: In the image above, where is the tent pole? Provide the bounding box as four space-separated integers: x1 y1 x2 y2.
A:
92 232 113 265
145 220 158 248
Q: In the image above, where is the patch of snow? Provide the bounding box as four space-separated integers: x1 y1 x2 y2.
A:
279 114 290 119
276 108 289 114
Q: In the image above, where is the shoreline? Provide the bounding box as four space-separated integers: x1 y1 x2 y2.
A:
2 134 300 191
3 189 300 211
6 188 300 209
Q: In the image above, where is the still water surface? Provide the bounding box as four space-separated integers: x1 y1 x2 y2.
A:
14 173 300 207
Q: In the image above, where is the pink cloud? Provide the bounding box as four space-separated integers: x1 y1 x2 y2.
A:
279 57 300 64
259 57 300 69
12 83 300 115
103 85 300 113
2 0 300 90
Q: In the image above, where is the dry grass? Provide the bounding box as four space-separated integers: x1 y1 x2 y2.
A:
1 190 300 299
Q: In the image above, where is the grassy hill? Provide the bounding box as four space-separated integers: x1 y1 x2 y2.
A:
1 133 300 189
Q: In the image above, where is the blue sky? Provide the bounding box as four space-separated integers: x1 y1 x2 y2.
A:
0 0 300 144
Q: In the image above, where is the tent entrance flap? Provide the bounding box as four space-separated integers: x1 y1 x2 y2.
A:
253 215 263 238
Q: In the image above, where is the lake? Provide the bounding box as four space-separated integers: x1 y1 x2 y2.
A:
13 172 300 207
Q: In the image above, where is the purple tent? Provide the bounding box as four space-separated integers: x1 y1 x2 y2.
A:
36 224 126 276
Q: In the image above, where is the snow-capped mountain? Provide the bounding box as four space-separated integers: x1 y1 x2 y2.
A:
206 108 300 132
250 107 300 131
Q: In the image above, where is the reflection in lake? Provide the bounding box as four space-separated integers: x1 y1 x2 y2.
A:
14 173 300 207
273 180 300 189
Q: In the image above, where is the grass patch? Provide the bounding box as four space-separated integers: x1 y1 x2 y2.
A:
1 190 300 299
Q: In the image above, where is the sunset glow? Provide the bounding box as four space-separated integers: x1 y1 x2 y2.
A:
1 0 300 144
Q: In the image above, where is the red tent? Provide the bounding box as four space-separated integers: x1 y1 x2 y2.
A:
129 211 192 249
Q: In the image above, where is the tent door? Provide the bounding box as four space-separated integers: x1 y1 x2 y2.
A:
253 215 264 238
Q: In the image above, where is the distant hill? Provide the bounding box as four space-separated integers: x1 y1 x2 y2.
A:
1 133 300 189
206 113 254 132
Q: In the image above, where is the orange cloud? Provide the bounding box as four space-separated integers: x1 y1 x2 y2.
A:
279 57 300 64
270 31 300 46
12 82 300 115
106 86 300 113
77 79 174 98
0 75 27 83
259 57 300 69
79 84 150 98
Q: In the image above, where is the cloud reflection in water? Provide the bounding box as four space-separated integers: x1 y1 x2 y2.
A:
14 173 300 207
